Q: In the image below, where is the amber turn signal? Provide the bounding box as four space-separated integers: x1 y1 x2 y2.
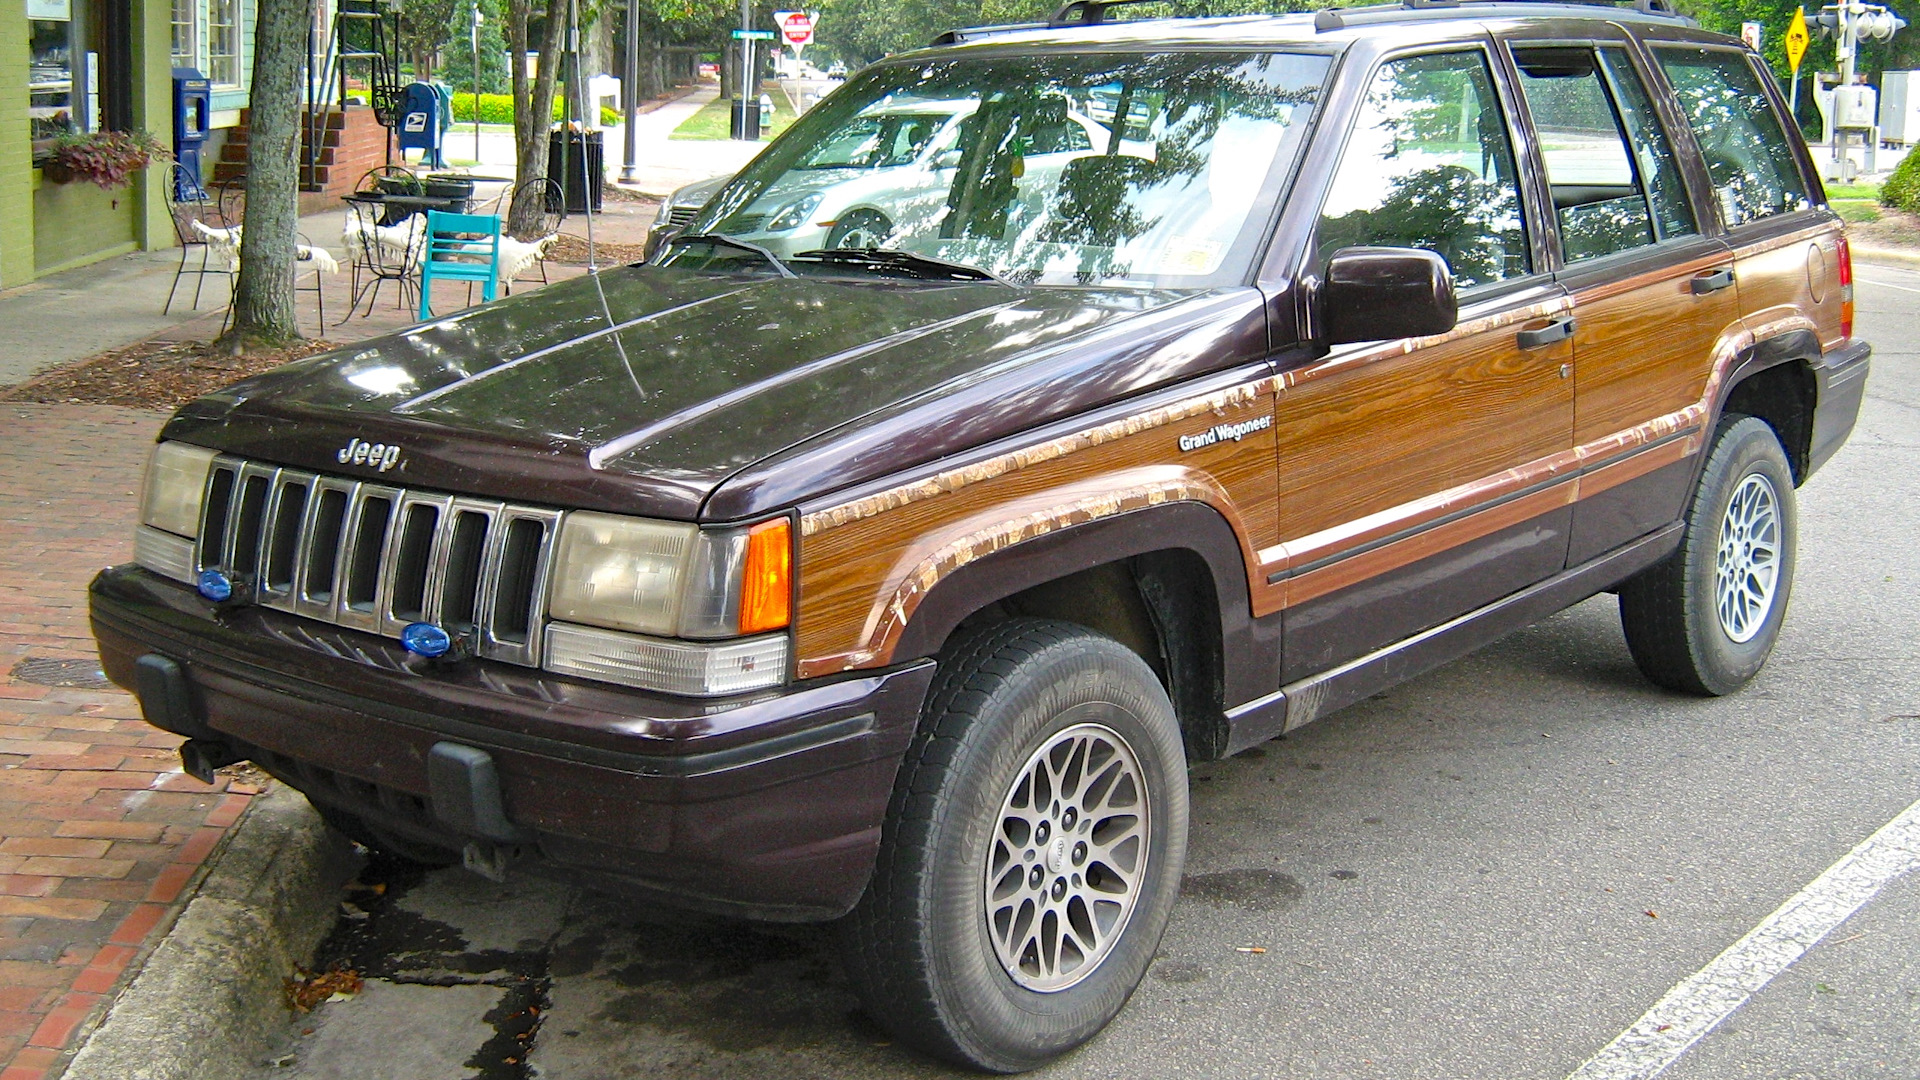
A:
740 518 792 634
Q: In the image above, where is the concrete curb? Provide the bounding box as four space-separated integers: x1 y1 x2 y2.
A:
63 786 355 1080
1854 244 1920 269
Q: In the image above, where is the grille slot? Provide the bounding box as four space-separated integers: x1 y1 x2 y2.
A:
192 455 562 667
666 206 700 228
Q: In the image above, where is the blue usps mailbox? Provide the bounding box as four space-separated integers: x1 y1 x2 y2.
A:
170 67 211 201
397 82 447 169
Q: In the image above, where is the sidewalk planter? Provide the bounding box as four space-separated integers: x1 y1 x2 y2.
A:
41 131 166 190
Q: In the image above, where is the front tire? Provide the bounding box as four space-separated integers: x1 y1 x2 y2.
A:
842 620 1188 1072
1619 414 1797 695
827 208 893 249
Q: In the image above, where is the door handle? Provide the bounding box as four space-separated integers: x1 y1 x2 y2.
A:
1691 268 1736 294
1516 316 1574 349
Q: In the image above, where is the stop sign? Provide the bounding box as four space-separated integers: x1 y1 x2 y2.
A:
778 11 814 47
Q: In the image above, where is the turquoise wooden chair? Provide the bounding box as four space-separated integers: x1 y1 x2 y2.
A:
418 210 502 319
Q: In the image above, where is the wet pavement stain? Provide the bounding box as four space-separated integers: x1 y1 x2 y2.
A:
1181 868 1305 912
589 924 855 1053
303 852 567 1080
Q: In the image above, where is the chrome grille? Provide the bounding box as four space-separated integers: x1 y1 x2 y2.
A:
665 205 701 228
195 456 561 666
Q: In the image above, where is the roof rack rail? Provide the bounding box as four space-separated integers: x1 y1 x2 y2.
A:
1048 0 1166 26
929 0 1172 45
1314 0 1686 31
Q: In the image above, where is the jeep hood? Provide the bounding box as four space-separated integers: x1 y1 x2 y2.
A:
162 265 1265 520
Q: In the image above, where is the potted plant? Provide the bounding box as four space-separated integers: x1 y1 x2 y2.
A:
41 130 166 189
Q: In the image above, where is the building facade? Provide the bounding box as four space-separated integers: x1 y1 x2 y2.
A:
5 0 259 287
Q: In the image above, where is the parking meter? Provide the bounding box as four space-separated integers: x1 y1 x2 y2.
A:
170 68 211 202
398 82 447 169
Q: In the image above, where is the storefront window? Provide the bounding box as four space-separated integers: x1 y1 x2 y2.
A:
28 0 132 153
208 0 240 85
172 0 197 69
29 0 87 144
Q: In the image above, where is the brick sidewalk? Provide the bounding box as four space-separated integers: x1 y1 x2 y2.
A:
0 405 263 1080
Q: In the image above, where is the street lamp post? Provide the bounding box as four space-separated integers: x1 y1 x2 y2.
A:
621 0 638 182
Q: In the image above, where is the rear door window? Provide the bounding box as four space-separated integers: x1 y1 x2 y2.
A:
1511 46 1696 262
1653 46 1810 226
1316 49 1530 289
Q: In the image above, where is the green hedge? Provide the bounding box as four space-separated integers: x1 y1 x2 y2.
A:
1883 150 1920 215
448 93 618 126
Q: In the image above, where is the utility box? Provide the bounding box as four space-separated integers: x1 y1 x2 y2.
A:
398 82 447 169
1881 71 1919 146
170 67 211 202
1833 84 1878 129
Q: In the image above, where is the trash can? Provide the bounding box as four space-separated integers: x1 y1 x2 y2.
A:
730 97 761 141
547 128 604 213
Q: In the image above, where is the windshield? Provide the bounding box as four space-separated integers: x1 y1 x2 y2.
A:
667 50 1330 288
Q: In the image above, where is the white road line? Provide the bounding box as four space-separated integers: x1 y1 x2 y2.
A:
1566 796 1920 1080
1856 275 1920 295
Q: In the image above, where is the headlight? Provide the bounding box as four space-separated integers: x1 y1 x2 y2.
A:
766 192 823 232
545 512 794 696
548 513 791 639
140 442 219 538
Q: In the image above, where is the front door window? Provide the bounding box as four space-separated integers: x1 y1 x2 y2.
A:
1316 50 1529 289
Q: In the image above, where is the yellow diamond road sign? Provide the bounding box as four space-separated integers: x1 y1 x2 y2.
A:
1787 7 1810 72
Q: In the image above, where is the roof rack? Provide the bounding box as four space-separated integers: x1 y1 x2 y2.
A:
930 0 1178 45
1314 0 1687 31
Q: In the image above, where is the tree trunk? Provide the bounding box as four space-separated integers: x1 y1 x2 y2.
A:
640 27 664 100
508 0 568 238
217 0 313 352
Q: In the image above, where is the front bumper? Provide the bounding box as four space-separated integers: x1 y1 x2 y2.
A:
89 565 933 921
1808 337 1871 478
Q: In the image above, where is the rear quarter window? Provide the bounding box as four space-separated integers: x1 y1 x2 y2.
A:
1652 46 1810 226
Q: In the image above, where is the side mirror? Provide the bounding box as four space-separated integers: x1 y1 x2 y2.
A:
1320 246 1457 345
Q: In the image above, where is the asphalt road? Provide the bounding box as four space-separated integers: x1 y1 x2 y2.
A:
251 262 1920 1080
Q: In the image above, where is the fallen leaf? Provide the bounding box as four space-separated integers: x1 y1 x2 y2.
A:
284 965 365 1012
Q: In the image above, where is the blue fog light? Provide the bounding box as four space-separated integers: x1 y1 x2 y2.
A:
197 569 233 602
401 622 453 658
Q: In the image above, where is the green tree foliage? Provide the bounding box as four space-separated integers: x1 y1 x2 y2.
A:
1884 143 1920 211
817 0 1337 66
440 0 513 94
1674 0 1919 83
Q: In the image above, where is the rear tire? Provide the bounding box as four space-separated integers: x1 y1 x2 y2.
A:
841 619 1188 1072
1619 414 1797 695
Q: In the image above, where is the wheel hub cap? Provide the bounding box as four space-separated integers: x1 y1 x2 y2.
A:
983 722 1148 993
1714 472 1781 644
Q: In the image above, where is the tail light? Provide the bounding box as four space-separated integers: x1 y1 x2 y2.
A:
1837 235 1854 341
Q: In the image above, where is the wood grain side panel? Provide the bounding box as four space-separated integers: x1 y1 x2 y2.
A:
1731 221 1845 347
1569 250 1741 445
793 383 1278 677
1271 292 1573 556
1284 480 1578 610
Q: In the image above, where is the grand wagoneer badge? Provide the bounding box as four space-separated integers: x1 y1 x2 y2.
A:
1177 414 1272 452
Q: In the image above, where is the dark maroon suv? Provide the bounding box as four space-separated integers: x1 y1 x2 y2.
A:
93 0 1867 1069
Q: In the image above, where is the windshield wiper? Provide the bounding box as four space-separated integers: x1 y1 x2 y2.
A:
791 248 1016 288
663 232 794 278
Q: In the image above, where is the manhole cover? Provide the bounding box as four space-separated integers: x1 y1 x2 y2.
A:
9 657 114 690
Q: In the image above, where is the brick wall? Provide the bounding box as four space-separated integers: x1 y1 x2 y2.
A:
212 106 394 213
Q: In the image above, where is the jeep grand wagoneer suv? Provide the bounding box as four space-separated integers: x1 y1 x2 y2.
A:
93 0 1867 1069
